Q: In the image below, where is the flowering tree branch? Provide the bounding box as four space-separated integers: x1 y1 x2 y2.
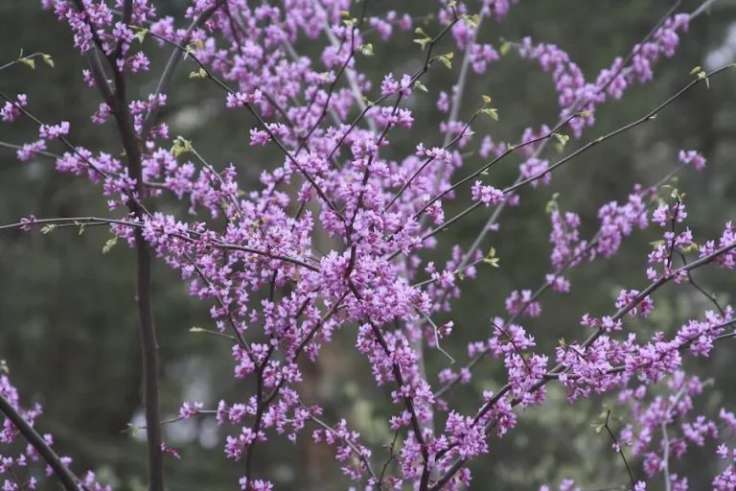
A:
2 0 736 489
0 392 81 490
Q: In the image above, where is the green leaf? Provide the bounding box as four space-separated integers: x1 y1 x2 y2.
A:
700 72 710 89
553 133 569 146
42 53 54 68
133 27 148 44
479 95 499 120
360 43 374 56
40 224 55 234
690 65 710 88
414 37 430 49
340 10 357 28
171 136 193 157
480 107 499 121
438 51 454 70
102 235 118 254
413 27 432 50
579 109 593 118
553 132 569 152
682 242 699 253
499 41 512 56
483 246 500 268
463 13 481 29
19 57 35 70
414 80 428 93
189 68 207 79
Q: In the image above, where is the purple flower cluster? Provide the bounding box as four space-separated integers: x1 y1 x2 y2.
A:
1 0 734 490
0 373 110 490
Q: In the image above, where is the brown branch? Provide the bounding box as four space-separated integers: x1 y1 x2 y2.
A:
430 239 736 489
603 410 636 488
70 0 164 487
141 0 226 138
417 64 735 247
0 216 320 272
0 393 82 490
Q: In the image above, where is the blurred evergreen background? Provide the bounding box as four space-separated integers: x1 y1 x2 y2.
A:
1 0 736 489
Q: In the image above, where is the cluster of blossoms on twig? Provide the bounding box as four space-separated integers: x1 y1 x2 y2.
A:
0 373 110 491
1 0 736 490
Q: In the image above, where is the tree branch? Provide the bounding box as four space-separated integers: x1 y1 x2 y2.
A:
0 393 81 490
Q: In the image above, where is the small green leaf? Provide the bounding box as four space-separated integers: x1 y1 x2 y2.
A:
360 43 374 56
463 13 481 29
414 37 431 50
42 53 54 68
483 246 500 268
579 109 593 118
189 68 207 79
690 65 710 88
102 235 118 254
499 41 512 56
437 51 454 70
682 242 699 253
699 72 710 88
19 57 35 70
553 132 569 152
414 80 428 93
40 224 55 234
553 133 569 146
133 27 148 44
414 27 432 50
480 107 499 121
479 95 499 120
340 11 356 28
171 136 193 157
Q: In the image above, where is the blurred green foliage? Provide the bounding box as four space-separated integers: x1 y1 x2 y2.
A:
1 1 736 489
